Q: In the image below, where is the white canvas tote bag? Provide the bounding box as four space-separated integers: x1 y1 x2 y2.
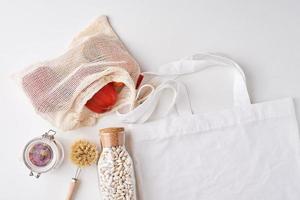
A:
124 53 300 200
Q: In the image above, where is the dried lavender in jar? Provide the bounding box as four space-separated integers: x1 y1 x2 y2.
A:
98 127 136 200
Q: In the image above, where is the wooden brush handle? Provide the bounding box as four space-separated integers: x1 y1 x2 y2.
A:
66 178 79 200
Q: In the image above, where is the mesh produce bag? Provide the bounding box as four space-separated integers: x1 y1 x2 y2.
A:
17 16 140 131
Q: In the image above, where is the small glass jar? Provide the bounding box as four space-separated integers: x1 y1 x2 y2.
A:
98 127 137 200
22 130 64 178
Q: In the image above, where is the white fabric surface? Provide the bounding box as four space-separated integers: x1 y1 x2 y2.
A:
126 53 300 200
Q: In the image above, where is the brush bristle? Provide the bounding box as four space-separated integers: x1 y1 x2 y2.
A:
70 140 99 168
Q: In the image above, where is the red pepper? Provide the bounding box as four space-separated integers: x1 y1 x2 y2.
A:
136 74 144 89
85 82 118 113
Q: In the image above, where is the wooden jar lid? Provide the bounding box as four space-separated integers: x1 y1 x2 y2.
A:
99 127 125 148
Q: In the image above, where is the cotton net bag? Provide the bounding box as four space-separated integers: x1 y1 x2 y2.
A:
17 16 140 131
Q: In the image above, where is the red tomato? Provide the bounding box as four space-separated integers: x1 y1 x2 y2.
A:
85 82 117 113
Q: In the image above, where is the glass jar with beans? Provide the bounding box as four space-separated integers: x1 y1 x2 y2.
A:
98 127 136 200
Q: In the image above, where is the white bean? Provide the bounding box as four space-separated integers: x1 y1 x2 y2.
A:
98 146 136 200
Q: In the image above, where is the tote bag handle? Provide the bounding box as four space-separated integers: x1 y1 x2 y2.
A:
117 53 251 123
157 53 251 115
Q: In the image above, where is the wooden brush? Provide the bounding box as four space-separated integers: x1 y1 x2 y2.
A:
66 140 99 200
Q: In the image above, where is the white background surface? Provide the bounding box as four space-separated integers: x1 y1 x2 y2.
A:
0 0 300 199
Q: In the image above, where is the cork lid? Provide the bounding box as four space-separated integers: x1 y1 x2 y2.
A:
99 127 125 148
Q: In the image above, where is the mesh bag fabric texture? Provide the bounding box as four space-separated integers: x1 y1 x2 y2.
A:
17 16 140 131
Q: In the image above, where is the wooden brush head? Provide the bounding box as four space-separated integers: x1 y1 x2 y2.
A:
70 140 99 168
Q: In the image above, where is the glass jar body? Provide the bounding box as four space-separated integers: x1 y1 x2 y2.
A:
22 130 64 178
97 145 136 200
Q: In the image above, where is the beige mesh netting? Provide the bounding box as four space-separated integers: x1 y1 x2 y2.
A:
17 16 140 131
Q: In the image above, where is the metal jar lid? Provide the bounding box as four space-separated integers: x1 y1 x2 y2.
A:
22 130 64 178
